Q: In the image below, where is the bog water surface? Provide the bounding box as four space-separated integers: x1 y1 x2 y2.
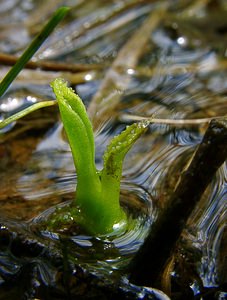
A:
0 1 226 299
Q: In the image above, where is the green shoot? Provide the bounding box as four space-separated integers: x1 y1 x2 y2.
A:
0 7 69 97
0 77 150 235
0 5 151 236
51 79 150 235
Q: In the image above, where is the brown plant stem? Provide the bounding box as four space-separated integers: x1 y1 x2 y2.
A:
129 118 227 287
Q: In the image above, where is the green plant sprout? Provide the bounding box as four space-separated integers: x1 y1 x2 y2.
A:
0 5 150 236
0 78 150 235
50 78 150 235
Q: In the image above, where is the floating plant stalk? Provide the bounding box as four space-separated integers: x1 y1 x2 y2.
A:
129 118 227 287
0 100 56 130
51 78 149 235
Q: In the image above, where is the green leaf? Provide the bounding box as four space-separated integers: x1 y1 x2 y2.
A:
50 79 99 195
102 121 150 180
99 121 150 218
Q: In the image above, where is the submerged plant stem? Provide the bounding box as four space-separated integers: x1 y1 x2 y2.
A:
129 118 227 287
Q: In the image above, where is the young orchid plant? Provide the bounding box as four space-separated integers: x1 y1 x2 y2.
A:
0 6 151 236
50 79 150 235
0 78 150 235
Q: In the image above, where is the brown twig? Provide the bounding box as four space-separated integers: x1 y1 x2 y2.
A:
129 118 227 287
120 114 226 125
0 52 102 73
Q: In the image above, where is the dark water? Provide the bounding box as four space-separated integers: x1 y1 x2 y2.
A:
0 1 226 299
